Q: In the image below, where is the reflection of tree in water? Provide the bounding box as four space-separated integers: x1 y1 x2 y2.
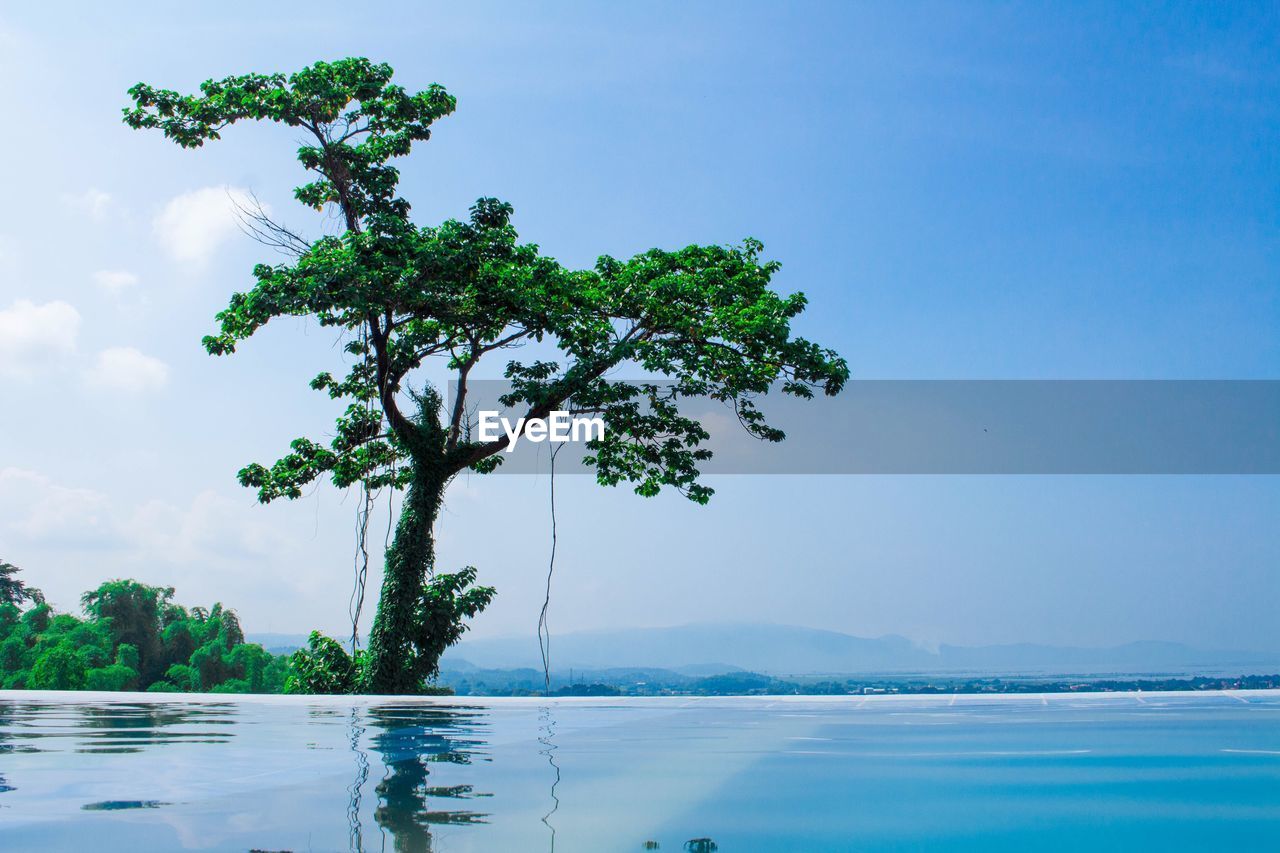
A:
365 704 491 853
75 702 236 753
0 700 235 756
537 706 560 852
345 706 369 852
0 700 238 800
0 702 16 794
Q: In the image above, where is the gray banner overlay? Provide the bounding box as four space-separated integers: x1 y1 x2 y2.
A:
448 380 1279 474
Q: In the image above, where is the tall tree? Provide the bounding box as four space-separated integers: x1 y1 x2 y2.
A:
125 58 848 694
0 561 43 608
81 580 173 683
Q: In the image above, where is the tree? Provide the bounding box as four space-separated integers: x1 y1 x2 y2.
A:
28 645 87 691
0 561 43 608
124 58 848 694
0 572 291 694
81 580 173 683
86 643 142 691
286 631 359 695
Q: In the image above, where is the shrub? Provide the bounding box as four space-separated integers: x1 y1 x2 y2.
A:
286 632 359 695
28 646 87 690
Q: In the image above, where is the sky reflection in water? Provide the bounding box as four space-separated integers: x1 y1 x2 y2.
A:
1 692 1280 851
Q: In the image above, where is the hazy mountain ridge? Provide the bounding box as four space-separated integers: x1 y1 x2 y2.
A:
439 623 1280 677
249 623 1278 677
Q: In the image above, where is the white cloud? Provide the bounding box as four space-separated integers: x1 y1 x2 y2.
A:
0 470 284 561
0 470 309 620
92 269 140 295
0 468 118 546
85 346 170 394
153 186 256 265
0 299 81 378
63 188 112 221
127 491 288 563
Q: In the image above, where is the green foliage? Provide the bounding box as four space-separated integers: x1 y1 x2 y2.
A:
0 560 43 607
125 57 848 693
229 642 287 693
0 575 292 695
144 676 181 691
86 663 138 692
286 563 487 695
286 631 359 695
22 601 51 634
124 58 454 221
145 681 181 693
115 642 140 671
81 580 172 682
162 664 200 692
28 646 87 690
411 568 495 684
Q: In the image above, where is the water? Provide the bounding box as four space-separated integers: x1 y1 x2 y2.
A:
1 690 1279 851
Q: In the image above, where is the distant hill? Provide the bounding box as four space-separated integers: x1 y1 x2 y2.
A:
250 624 1279 677
246 633 312 655
442 623 1280 677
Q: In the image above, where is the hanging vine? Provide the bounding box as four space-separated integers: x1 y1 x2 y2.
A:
538 443 563 695
349 327 375 650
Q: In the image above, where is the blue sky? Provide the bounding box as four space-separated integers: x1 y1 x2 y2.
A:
0 2 1276 651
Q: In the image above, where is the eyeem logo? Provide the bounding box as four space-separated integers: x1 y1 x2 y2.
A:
478 411 605 452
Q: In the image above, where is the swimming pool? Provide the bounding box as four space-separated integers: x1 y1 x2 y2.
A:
2 690 1278 851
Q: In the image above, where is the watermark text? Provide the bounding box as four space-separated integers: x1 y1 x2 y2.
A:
478 411 605 452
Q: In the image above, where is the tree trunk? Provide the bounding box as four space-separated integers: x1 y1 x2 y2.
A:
363 459 446 694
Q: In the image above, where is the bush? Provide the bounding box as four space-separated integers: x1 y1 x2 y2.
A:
86 663 139 691
163 663 200 692
286 632 359 694
28 646 87 690
0 577 294 695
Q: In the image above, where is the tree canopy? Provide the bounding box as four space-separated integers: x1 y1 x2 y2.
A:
0 578 287 694
0 561 43 608
125 57 847 505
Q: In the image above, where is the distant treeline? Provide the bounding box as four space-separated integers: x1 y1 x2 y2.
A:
4 564 1274 698
0 566 456 696
1 573 290 694
444 668 1280 698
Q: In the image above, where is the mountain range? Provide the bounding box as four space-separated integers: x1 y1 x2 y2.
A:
443 623 1280 676
251 623 1279 677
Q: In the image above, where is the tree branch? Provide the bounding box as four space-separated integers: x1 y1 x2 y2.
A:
231 192 311 258
445 346 478 452
367 315 416 444
452 324 652 472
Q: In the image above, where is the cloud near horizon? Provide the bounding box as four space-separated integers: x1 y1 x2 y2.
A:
92 269 140 295
153 186 258 266
84 346 170 394
0 298 81 379
0 468 117 547
61 188 113 221
0 466 290 566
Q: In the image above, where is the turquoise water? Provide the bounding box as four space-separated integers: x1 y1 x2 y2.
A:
1 690 1278 851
